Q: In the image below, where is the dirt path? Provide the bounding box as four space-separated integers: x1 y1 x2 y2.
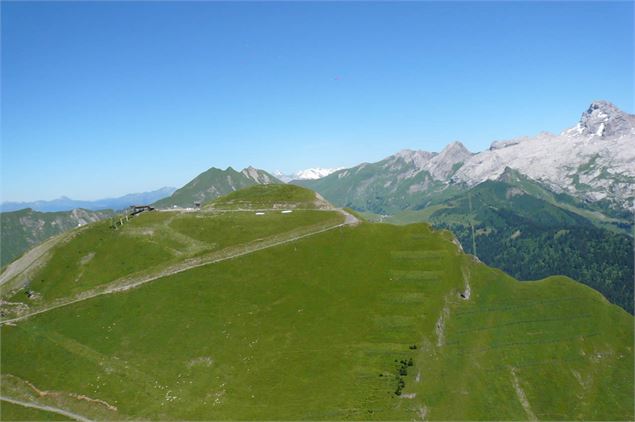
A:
0 395 93 422
337 208 360 225
1 210 358 325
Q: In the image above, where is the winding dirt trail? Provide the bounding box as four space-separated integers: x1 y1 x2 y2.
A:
1 209 358 325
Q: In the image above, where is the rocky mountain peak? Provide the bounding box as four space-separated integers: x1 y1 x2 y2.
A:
572 100 635 138
392 149 435 168
423 141 472 180
440 141 471 156
241 166 276 184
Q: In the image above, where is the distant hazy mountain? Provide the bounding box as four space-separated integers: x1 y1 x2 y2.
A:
1 187 176 213
153 166 281 208
0 208 113 266
274 167 342 183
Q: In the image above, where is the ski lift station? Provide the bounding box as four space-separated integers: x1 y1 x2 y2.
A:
129 205 155 216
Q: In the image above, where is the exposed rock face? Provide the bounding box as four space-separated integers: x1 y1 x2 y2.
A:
241 166 278 184
382 142 471 181
299 101 634 211
425 141 473 180
576 100 635 138
453 101 635 208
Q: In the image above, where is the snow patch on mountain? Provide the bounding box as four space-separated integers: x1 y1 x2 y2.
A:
275 167 343 182
298 168 343 180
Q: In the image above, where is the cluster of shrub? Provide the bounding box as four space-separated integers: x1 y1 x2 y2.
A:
389 344 418 396
393 357 414 395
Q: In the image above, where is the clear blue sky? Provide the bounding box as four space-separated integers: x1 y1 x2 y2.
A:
1 1 633 201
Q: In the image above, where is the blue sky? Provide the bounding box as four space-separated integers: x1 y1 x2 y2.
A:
1 1 633 202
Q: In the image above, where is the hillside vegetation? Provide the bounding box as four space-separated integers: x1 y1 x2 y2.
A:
0 208 113 268
383 176 634 314
312 167 634 313
1 185 632 420
0 205 344 319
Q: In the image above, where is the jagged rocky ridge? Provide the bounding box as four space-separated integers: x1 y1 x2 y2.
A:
454 100 635 208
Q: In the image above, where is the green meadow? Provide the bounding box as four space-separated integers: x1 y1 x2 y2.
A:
1 207 343 312
0 400 71 421
1 186 632 420
207 184 326 210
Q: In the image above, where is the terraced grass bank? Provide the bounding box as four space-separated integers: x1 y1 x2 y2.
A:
1 216 632 420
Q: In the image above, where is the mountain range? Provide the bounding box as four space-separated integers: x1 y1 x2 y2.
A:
295 101 634 313
297 100 634 213
1 187 176 213
0 102 633 420
2 101 633 313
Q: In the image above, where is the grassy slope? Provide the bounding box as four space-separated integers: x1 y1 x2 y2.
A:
295 162 462 215
207 184 322 209
0 401 71 421
382 180 635 314
0 208 113 267
153 167 281 209
1 220 632 420
1 209 343 312
153 167 256 208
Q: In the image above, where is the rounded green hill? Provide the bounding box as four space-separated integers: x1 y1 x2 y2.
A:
205 184 332 210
